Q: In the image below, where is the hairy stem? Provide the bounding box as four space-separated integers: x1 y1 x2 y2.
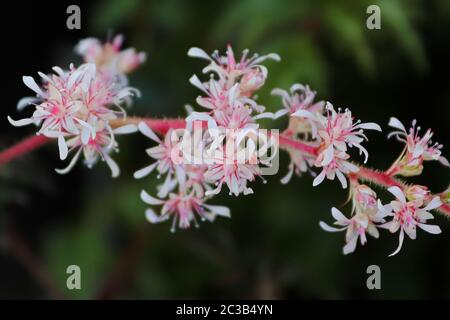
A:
1 117 449 217
110 117 186 134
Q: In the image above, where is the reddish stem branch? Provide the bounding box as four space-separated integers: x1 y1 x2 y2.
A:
0 118 185 167
352 167 404 189
110 117 186 134
278 134 318 156
0 135 49 165
2 227 65 299
1 117 449 217
95 225 148 299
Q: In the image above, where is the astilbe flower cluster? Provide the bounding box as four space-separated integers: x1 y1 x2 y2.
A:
5 36 450 256
134 45 280 231
8 34 145 177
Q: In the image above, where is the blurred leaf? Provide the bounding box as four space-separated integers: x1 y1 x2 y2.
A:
379 0 428 71
262 35 327 97
211 0 311 48
324 4 375 76
92 0 141 32
45 222 113 299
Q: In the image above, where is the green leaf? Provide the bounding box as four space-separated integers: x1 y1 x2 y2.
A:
379 0 428 71
324 4 376 76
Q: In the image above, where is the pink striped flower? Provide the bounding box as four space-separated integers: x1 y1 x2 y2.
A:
319 205 386 255
76 34 146 75
140 189 230 232
378 186 442 256
270 84 325 129
387 117 449 176
187 45 280 94
311 103 381 188
320 184 387 254
9 38 143 175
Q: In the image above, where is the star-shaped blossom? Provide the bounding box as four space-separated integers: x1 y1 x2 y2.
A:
378 186 442 256
140 189 230 232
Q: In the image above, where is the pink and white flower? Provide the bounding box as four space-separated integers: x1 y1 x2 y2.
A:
280 146 316 184
388 117 449 175
75 34 146 75
203 144 262 196
378 186 442 256
310 103 381 188
315 103 381 163
55 120 137 177
319 205 386 255
268 84 325 135
9 38 144 176
313 149 359 189
188 45 280 94
140 190 230 232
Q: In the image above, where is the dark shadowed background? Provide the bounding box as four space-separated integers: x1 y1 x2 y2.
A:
0 0 449 299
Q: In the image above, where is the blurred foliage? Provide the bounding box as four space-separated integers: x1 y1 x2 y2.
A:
1 0 450 299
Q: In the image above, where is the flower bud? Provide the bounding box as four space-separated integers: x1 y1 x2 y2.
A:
405 185 429 203
354 184 377 209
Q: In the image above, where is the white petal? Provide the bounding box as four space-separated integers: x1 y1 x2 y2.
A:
388 186 406 203
331 207 349 223
140 190 164 205
17 97 39 111
388 117 406 132
157 173 176 198
335 170 348 189
319 221 346 232
187 47 211 60
104 153 120 178
52 66 65 76
7 116 34 127
23 76 44 96
145 208 163 224
55 148 82 175
376 200 392 218
312 170 326 187
58 135 68 160
356 122 382 131
280 164 294 185
418 223 442 234
292 109 315 119
138 122 161 142
322 145 334 166
189 74 208 94
133 162 158 179
439 156 450 167
416 210 434 221
252 53 281 64
253 109 288 120
81 126 91 145
203 204 231 218
389 229 405 257
113 124 138 135
343 234 358 255
423 197 442 211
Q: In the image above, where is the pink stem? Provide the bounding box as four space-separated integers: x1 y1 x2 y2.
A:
110 117 186 134
0 135 49 165
353 167 404 189
0 118 185 166
279 134 318 156
1 117 449 217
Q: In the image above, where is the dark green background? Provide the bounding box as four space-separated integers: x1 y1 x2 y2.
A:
1 0 449 299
